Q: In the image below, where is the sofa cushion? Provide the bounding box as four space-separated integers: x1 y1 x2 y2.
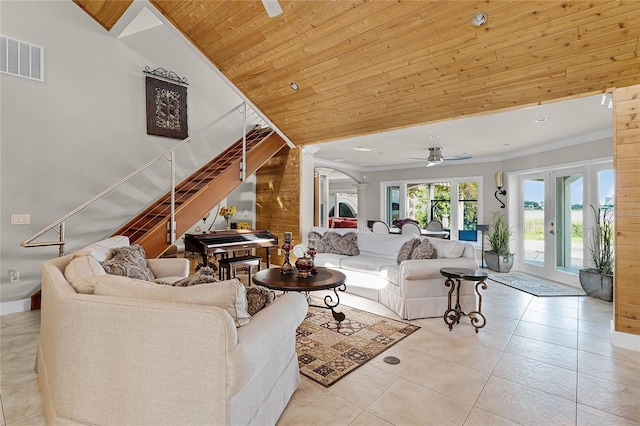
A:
397 238 421 264
64 255 107 294
94 278 251 327
313 253 346 268
100 245 156 281
357 232 414 260
429 239 465 258
340 255 395 274
72 235 129 262
412 240 437 259
315 231 359 256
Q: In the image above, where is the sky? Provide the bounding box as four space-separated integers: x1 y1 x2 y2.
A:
523 169 614 207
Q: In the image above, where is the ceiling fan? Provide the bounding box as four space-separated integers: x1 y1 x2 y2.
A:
409 147 473 167
261 0 283 17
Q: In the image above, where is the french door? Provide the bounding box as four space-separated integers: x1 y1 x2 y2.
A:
517 168 585 286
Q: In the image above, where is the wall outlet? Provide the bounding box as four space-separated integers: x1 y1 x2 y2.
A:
9 269 20 283
278 248 282 255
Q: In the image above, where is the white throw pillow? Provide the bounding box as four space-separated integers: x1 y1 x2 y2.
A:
430 239 465 258
94 278 251 327
64 255 107 294
72 235 130 262
357 232 414 260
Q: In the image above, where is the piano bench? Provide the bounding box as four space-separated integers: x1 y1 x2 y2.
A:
218 255 262 284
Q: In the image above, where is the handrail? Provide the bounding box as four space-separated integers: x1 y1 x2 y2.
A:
21 102 246 251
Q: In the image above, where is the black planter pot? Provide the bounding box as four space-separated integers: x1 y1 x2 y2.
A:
485 251 514 273
579 269 613 302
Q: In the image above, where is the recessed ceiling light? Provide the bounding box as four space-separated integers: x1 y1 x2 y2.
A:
535 118 548 123
290 82 299 90
428 134 439 139
471 12 487 27
353 146 371 152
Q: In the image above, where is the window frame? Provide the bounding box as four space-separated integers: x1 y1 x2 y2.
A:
380 176 483 241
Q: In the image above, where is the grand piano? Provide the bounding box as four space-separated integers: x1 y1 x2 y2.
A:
184 229 279 267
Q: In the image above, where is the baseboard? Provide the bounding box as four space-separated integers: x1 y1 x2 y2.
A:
0 298 31 316
611 320 640 352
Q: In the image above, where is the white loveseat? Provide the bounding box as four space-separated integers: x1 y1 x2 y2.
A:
296 227 479 320
38 236 307 425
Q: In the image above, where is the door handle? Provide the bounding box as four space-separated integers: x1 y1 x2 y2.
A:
549 230 555 235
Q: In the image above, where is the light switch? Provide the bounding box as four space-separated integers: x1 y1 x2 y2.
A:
11 214 30 225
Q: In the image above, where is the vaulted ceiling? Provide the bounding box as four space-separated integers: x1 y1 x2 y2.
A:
75 0 640 148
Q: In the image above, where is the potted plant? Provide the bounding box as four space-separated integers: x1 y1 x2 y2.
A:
579 206 614 302
485 211 514 273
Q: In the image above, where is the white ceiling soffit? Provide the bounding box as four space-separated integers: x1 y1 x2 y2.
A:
116 6 162 39
311 94 613 171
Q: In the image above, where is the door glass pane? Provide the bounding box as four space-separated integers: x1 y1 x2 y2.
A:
386 186 400 225
458 182 478 241
524 178 545 266
555 174 583 273
599 169 614 209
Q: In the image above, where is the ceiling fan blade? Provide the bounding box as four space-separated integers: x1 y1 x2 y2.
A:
261 0 283 17
443 154 473 161
426 158 444 167
406 157 429 161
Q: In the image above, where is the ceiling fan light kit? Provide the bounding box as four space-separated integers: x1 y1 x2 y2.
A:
471 11 488 27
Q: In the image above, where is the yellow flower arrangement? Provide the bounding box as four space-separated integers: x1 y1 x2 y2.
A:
219 205 236 219
238 221 251 230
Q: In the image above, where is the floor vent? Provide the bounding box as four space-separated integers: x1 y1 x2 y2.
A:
1 35 43 81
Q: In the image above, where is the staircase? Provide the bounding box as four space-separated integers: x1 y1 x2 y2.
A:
112 126 287 258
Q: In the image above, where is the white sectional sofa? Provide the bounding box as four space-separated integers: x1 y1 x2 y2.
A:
296 227 479 320
38 236 307 425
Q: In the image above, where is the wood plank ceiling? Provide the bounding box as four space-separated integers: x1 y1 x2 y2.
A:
76 0 640 147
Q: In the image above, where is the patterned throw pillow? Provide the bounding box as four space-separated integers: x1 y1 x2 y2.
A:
397 238 421 264
317 231 360 256
412 239 437 259
246 285 275 316
101 245 156 281
308 231 325 252
167 266 219 287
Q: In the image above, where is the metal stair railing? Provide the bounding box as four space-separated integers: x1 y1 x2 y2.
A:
21 102 270 256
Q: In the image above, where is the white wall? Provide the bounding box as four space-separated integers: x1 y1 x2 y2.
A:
0 0 244 303
363 138 613 228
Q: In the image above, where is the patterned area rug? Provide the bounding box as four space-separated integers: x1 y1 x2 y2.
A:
296 300 419 387
489 272 586 297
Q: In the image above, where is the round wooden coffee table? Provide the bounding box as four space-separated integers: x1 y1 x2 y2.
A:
252 267 347 322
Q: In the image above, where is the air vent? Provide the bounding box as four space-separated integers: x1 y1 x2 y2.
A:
1 35 43 81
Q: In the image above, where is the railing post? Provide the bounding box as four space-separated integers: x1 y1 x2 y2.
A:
241 102 247 181
169 151 176 244
58 222 65 257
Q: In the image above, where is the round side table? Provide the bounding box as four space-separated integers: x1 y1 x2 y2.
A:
440 267 488 333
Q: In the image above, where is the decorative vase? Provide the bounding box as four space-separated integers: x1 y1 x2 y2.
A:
224 217 231 231
295 255 314 278
485 251 514 273
579 269 613 302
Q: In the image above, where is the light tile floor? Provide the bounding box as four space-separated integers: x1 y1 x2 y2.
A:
1 283 639 425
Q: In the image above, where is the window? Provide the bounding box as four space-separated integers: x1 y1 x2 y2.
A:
382 177 481 240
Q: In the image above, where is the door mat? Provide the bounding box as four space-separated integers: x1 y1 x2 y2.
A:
296 299 419 387
489 272 586 297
